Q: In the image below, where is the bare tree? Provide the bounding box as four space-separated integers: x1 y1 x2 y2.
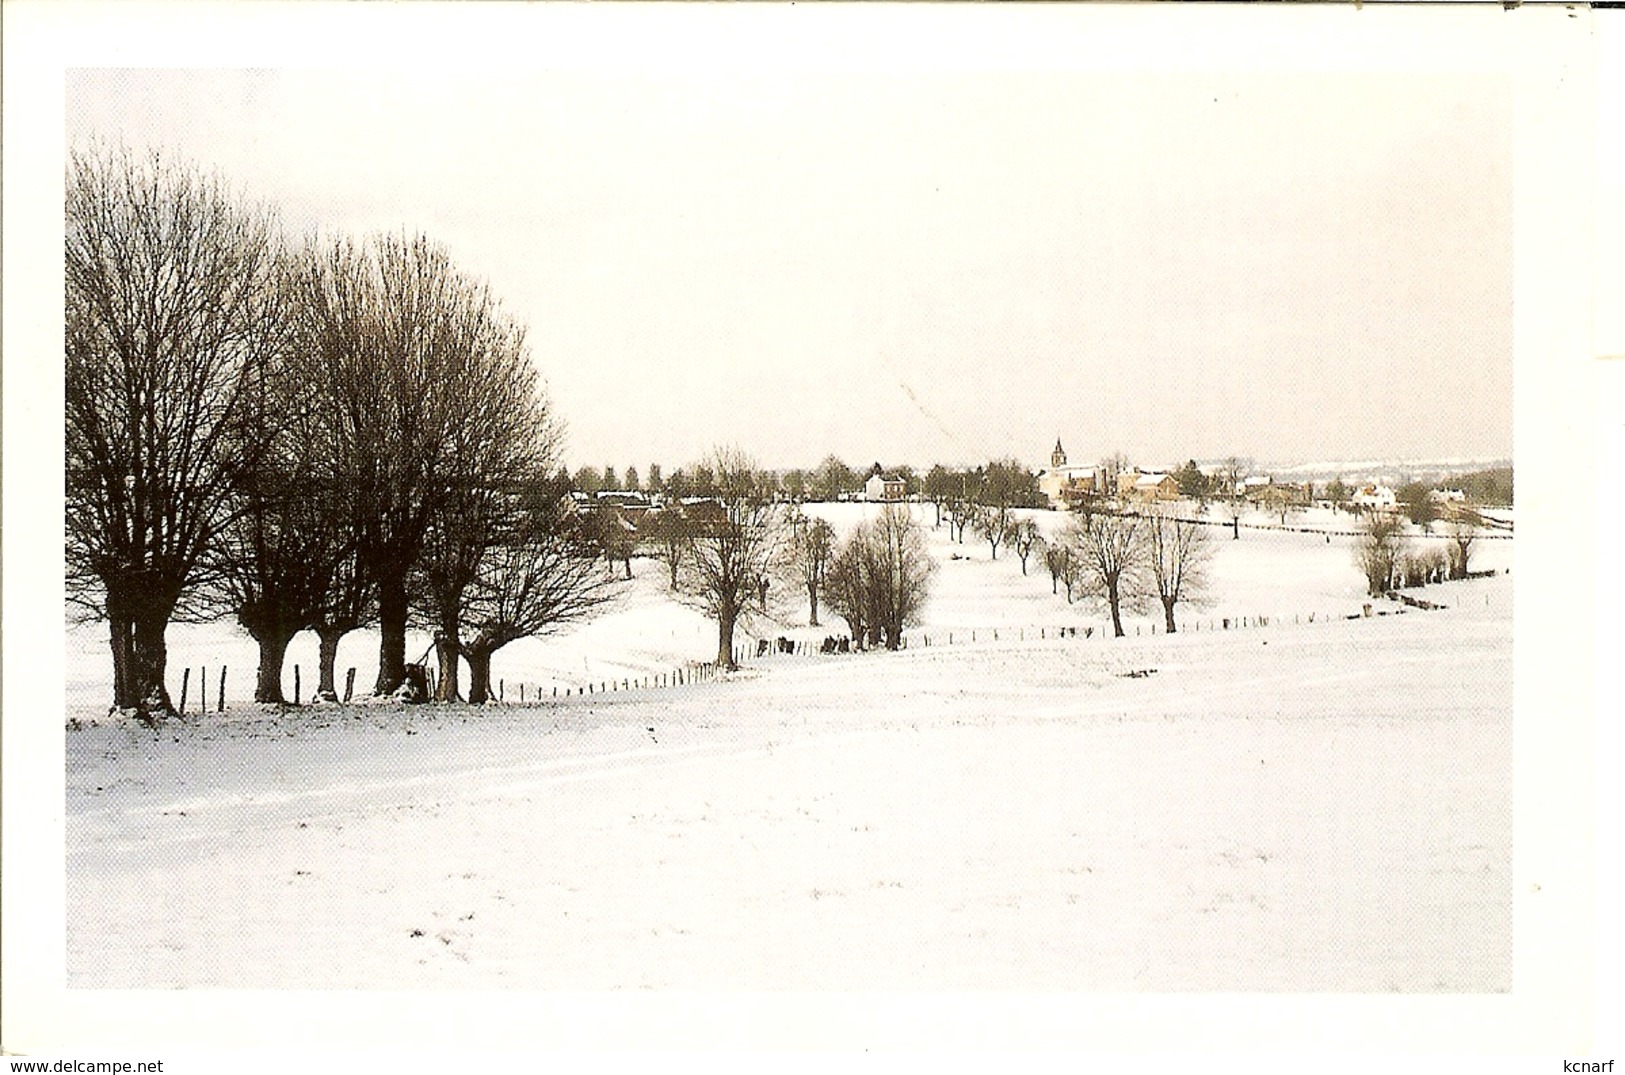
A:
973 458 1036 559
1143 506 1214 633
944 497 978 545
974 505 1013 560
308 529 375 703
458 489 621 703
1446 517 1478 579
416 486 509 702
1356 511 1409 596
1219 456 1249 539
646 506 695 590
1325 477 1351 514
1043 542 1069 596
1010 518 1042 575
677 448 787 669
1065 511 1147 637
825 505 934 650
588 508 638 579
210 407 352 704
790 513 836 626
290 232 549 696
66 146 288 716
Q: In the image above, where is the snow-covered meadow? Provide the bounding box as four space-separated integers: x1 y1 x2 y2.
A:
65 503 1513 990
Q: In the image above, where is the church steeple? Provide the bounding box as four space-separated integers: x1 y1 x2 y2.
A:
1051 438 1067 469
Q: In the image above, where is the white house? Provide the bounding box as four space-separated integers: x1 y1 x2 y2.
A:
1350 483 1398 510
864 466 907 503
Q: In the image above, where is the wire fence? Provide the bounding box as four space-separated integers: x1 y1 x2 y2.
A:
166 567 1505 713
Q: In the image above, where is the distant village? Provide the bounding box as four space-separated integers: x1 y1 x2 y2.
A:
566 437 1494 525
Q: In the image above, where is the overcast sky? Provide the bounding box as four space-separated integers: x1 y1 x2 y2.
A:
66 62 1512 475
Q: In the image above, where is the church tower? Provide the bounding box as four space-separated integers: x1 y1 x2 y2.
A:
1051 438 1067 470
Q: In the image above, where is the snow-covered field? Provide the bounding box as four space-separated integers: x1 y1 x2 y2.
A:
65 503 1512 990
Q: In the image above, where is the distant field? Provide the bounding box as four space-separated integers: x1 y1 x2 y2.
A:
64 501 1512 714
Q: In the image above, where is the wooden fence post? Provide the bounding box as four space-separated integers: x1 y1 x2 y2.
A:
294 665 301 705
200 667 208 713
344 667 356 703
179 668 190 714
218 667 226 712
500 679 505 701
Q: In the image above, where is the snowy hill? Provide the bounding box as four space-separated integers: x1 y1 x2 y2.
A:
64 503 1512 991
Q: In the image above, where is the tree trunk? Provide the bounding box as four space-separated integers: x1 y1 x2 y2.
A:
716 609 738 670
254 629 295 703
374 575 408 695
1107 580 1125 638
434 630 463 703
131 611 175 716
807 581 820 627
466 647 493 704
314 627 347 702
1162 597 1178 634
107 610 138 711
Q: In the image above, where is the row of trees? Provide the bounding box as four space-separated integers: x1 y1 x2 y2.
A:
1034 508 1215 636
598 454 937 666
67 147 614 717
1355 513 1479 596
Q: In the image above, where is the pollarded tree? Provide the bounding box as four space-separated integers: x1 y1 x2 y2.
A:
677 448 788 669
1446 517 1478 579
417 390 559 703
308 525 375 703
210 398 353 704
415 484 510 702
290 232 550 696
861 505 935 650
790 513 836 627
825 505 934 650
1065 510 1147 637
459 485 621 704
824 538 876 648
1143 505 1214 633
1356 510 1408 596
66 146 289 716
